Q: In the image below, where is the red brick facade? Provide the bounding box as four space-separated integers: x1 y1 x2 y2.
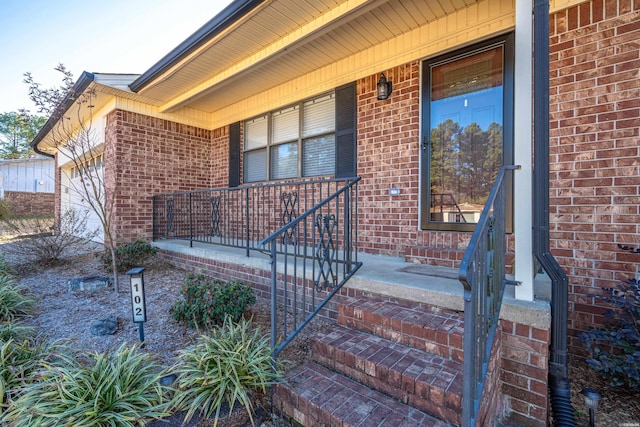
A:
105 110 222 243
549 0 640 353
2 191 54 217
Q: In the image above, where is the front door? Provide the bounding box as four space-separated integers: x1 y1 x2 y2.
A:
421 35 513 231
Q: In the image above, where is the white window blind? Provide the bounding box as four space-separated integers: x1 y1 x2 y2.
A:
303 135 335 177
245 115 268 150
271 142 298 180
272 106 299 144
303 94 335 138
244 149 267 182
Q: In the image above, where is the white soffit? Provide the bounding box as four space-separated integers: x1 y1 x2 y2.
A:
136 0 481 114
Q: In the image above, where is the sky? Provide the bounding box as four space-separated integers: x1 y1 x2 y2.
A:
0 0 233 115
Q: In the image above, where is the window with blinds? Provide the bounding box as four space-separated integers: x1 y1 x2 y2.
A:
243 93 336 182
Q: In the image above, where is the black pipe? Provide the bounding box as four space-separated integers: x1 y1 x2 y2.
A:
532 0 576 425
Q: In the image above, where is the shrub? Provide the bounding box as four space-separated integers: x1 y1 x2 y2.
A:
171 273 255 328
579 278 640 389
0 275 34 321
170 318 279 426
99 239 157 273
2 208 97 264
2 343 172 426
0 200 11 222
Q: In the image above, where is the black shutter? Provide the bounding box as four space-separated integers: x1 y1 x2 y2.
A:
335 82 357 178
228 122 241 187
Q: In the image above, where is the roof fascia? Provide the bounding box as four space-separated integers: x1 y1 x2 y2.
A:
30 71 96 158
129 0 266 93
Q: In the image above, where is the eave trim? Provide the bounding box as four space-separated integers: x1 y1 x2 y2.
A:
128 0 266 93
30 71 96 158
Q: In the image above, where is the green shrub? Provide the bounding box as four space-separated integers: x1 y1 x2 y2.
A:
0 275 34 321
170 318 279 426
100 239 157 273
2 343 172 426
171 273 255 328
579 277 640 389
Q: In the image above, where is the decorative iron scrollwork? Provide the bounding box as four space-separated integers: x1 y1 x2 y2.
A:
280 192 298 244
315 213 337 292
166 199 174 233
210 196 221 237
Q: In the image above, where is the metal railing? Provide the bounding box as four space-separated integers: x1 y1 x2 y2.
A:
259 177 362 359
458 165 520 427
152 177 355 257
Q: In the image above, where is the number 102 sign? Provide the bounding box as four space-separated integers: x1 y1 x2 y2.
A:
126 267 147 323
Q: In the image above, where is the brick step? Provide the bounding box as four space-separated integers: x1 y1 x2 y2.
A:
311 324 463 425
337 295 464 363
274 362 451 427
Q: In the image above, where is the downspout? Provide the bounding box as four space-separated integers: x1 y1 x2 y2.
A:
532 0 576 425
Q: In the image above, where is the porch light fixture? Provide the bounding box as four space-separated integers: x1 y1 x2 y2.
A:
376 73 392 100
581 388 601 427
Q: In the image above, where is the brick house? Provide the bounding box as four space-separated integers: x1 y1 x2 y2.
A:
32 0 639 425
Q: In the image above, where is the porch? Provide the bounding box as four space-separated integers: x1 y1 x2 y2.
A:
152 238 552 426
152 238 551 320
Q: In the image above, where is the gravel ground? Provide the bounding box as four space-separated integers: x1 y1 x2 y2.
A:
0 234 289 426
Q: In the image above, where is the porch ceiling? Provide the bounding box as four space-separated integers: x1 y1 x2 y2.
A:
135 0 480 114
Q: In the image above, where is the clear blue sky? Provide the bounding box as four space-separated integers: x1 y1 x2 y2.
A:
0 0 232 115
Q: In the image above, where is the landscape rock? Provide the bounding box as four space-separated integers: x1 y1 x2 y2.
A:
68 276 111 292
90 317 118 336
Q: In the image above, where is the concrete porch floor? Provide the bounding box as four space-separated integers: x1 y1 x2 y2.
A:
152 239 550 329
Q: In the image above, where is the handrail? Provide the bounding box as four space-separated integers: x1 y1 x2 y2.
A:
152 177 354 257
259 176 362 359
458 165 520 427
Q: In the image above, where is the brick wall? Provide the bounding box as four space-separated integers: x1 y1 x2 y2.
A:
106 110 222 243
549 0 640 353
357 63 423 257
3 191 54 216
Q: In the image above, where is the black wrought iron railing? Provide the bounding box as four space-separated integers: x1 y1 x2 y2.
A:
152 177 356 257
458 165 520 427
259 177 362 359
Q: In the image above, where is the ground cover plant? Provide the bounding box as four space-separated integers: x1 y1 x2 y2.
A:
170 318 279 426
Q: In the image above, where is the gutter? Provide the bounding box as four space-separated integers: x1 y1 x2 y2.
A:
128 0 265 93
30 71 96 158
532 0 575 425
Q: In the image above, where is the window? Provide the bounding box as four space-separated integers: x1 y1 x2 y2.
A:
243 93 336 182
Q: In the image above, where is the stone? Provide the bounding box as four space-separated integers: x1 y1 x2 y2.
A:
68 276 111 292
90 317 118 336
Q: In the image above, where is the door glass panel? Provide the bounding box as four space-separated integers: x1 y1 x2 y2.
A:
429 46 504 225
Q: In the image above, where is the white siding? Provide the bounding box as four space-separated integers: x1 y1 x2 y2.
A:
0 158 55 194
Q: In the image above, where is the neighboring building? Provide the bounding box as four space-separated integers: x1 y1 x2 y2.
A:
0 157 54 216
32 0 640 425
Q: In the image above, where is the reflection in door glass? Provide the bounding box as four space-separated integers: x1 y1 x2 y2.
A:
429 46 503 224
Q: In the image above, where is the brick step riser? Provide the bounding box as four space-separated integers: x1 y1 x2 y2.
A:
274 363 451 427
337 300 465 363
310 326 462 426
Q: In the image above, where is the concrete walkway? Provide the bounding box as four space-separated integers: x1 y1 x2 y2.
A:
152 239 550 328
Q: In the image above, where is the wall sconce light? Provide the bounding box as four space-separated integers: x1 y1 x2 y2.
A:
581 388 601 427
377 73 392 100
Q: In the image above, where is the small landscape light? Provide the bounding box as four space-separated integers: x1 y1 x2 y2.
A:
581 387 601 427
